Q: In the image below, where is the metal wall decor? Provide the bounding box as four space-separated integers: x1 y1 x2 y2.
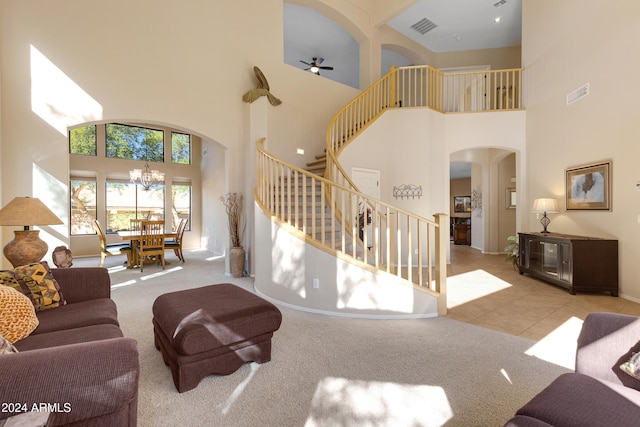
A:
471 187 483 216
393 184 422 199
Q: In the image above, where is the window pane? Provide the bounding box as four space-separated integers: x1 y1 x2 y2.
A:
137 185 165 220
69 125 97 155
106 182 137 232
70 180 96 235
106 123 164 161
172 132 191 164
106 182 165 232
171 184 191 232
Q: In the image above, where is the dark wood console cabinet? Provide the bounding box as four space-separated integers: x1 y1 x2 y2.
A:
518 232 618 296
453 219 471 245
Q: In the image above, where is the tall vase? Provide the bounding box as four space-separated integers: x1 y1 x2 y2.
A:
229 246 245 278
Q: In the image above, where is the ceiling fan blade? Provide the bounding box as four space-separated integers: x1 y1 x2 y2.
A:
300 60 312 66
316 57 325 65
319 66 334 70
304 67 311 71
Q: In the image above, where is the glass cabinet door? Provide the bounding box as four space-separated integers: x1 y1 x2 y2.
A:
528 239 559 276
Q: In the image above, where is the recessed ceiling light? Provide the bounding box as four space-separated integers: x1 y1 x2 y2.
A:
494 16 502 23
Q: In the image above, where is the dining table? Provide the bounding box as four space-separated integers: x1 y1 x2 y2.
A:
117 229 177 269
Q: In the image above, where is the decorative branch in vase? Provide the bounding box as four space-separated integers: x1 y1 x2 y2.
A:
220 193 246 277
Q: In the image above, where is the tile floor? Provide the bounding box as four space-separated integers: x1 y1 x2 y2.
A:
446 244 640 341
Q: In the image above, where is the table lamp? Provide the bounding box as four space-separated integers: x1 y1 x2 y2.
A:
532 198 558 234
0 197 63 267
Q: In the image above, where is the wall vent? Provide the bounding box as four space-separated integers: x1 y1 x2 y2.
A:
566 83 590 105
493 0 508 8
411 18 438 35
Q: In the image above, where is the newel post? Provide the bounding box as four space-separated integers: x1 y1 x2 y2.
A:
389 66 397 108
434 213 448 316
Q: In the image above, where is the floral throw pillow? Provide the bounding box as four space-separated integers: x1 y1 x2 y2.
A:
620 352 640 379
0 332 19 354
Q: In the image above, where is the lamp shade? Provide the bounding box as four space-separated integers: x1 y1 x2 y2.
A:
532 198 558 213
0 197 63 228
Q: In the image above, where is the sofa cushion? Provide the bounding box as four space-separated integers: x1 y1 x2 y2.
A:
503 415 554 427
14 324 123 352
516 373 640 427
0 333 18 355
0 285 39 343
31 298 119 335
0 261 66 311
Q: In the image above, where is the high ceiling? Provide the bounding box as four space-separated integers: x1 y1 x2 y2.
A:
283 0 522 179
387 0 522 53
284 0 522 88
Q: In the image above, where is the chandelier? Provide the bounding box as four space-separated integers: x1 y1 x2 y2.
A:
130 162 164 190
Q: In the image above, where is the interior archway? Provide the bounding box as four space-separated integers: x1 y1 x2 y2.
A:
450 147 517 255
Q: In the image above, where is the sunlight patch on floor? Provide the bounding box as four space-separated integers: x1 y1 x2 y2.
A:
111 280 137 289
221 363 260 415
525 316 583 370
446 269 512 308
306 377 452 427
140 266 183 280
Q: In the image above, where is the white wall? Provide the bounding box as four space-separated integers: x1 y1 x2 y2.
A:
338 109 526 255
254 202 439 318
523 0 640 300
0 0 365 269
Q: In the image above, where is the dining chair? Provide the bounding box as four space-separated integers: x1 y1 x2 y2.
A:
130 218 143 232
94 219 132 267
137 220 165 272
165 218 188 262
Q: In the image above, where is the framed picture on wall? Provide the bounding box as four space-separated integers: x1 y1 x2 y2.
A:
565 160 611 210
453 196 471 213
506 188 516 209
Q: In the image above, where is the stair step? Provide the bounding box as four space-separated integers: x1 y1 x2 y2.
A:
306 158 326 167
305 166 326 175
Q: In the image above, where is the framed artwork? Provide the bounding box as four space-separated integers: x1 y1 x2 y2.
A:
506 188 516 209
565 161 611 210
453 196 471 213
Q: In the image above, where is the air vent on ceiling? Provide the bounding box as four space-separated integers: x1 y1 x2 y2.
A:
493 0 508 7
566 83 590 105
411 18 438 35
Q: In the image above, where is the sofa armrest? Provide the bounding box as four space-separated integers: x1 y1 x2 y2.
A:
0 338 139 425
51 267 111 303
576 312 640 389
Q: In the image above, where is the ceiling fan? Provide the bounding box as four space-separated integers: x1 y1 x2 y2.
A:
300 57 334 75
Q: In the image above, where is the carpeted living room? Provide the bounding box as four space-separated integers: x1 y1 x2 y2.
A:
2 0 640 425
70 249 574 427
46 243 636 426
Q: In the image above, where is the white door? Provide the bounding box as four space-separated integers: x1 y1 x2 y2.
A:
352 167 380 199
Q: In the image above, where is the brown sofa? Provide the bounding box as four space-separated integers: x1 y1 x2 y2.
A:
0 267 139 426
505 312 640 426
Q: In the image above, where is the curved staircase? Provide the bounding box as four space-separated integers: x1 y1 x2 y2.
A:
254 65 524 318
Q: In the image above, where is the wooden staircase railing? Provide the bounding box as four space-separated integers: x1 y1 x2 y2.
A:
256 138 448 315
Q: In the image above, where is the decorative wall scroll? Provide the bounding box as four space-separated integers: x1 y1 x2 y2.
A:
471 187 483 216
393 184 422 200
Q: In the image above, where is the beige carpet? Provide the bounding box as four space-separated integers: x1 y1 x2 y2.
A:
81 250 570 426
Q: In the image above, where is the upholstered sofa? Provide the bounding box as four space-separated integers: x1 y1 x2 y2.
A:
505 312 640 426
0 266 139 426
